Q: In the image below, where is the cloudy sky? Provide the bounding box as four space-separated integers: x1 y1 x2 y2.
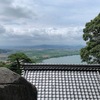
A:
0 0 100 46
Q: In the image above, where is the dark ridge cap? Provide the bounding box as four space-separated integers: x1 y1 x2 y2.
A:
22 63 100 71
23 63 100 66
23 63 100 65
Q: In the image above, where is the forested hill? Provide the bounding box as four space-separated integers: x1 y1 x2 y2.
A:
31 45 84 50
0 45 82 62
2 45 84 50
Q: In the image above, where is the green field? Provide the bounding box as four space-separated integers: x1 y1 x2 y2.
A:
0 48 80 63
24 49 80 62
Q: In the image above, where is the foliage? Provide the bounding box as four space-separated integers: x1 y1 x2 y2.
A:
8 52 34 75
25 49 80 62
0 61 6 67
80 13 100 64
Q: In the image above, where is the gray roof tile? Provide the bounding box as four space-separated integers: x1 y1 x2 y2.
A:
22 64 100 100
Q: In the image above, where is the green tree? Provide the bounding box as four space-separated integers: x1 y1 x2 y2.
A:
0 61 6 67
8 52 34 74
80 13 100 64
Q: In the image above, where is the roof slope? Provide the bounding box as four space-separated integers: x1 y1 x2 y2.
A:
22 64 100 100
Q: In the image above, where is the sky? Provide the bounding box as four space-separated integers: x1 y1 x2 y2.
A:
0 0 100 46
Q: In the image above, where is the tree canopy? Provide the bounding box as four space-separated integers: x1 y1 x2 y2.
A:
80 13 100 64
8 52 34 74
0 61 6 67
8 52 33 64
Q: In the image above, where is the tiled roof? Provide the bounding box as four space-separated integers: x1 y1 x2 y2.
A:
22 64 100 100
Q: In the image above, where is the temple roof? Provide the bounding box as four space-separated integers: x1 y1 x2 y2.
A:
22 64 100 100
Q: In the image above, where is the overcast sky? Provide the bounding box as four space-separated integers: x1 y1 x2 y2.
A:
0 0 100 46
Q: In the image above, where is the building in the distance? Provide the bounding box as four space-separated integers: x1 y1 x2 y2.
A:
22 64 100 100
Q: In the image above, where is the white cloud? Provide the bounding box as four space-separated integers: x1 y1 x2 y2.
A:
0 25 85 46
0 0 99 46
0 25 6 34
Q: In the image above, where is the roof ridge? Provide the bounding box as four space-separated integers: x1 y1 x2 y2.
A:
22 64 100 71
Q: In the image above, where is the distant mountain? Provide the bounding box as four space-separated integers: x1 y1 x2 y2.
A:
0 45 85 50
25 45 85 50
32 45 84 50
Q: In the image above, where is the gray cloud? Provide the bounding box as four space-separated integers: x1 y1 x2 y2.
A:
0 25 85 46
0 25 6 34
0 0 13 4
0 0 99 46
3 6 35 19
0 0 36 25
33 0 100 26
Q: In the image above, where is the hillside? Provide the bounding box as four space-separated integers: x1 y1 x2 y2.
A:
0 45 82 62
